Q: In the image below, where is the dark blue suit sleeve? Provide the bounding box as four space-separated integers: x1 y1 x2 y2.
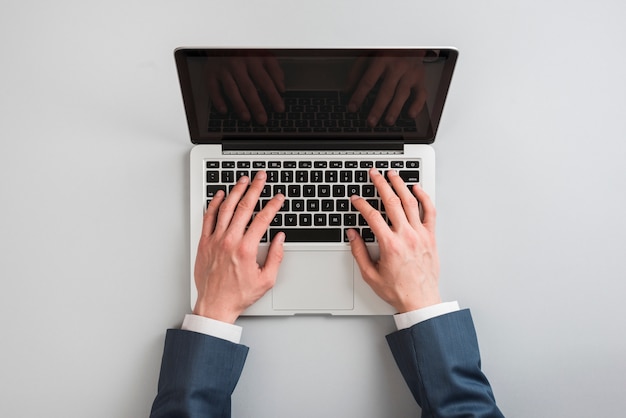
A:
386 309 504 418
150 329 249 418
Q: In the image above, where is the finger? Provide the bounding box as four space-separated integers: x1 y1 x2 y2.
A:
231 61 267 124
348 59 385 112
207 77 228 114
368 168 409 229
345 56 367 92
407 86 428 118
214 175 250 234
201 190 225 238
383 77 412 126
221 72 251 121
260 231 285 283
367 70 404 126
412 184 436 232
386 169 421 227
346 228 378 282
264 56 286 93
229 171 268 235
350 194 390 240
250 63 284 112
246 192 284 243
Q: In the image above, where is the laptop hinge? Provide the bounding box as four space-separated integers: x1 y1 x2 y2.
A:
221 138 404 152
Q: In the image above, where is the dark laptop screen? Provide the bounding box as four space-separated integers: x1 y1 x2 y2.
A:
175 48 457 145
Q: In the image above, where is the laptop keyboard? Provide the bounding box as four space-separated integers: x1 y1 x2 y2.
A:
208 91 419 135
205 158 420 243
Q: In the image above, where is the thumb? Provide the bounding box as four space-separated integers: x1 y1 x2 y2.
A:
346 229 376 281
261 232 285 282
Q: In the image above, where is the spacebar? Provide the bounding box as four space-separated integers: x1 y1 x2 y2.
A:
269 228 342 242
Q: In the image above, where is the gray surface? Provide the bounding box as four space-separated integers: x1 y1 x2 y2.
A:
1 1 625 417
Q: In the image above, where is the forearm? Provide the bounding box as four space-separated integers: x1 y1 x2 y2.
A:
387 310 504 418
150 329 248 418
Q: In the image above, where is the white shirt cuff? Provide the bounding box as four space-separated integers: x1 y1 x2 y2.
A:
393 301 460 330
181 314 243 344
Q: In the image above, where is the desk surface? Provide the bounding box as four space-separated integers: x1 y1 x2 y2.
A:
2 1 626 417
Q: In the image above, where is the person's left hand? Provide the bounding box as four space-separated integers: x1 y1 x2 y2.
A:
346 53 428 127
193 171 286 324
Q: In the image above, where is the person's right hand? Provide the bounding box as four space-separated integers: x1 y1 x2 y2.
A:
207 53 285 125
347 168 441 313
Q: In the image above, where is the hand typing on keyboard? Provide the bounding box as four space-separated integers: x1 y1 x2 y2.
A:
346 53 428 127
193 171 286 324
347 168 441 313
206 53 285 125
195 166 439 321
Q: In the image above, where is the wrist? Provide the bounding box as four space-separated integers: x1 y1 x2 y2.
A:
395 291 442 314
193 302 241 325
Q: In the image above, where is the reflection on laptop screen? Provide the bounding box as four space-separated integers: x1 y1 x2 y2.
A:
175 49 458 144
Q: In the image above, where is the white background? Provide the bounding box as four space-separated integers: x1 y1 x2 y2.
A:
1 1 625 417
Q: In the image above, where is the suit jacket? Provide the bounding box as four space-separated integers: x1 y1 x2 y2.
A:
150 310 503 418
387 309 504 417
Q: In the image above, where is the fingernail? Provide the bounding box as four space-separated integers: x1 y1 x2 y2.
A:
255 170 266 180
388 169 397 176
238 175 249 183
346 229 357 241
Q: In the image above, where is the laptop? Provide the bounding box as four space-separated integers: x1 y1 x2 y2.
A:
175 47 458 315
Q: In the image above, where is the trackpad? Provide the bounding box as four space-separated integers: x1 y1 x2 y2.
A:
273 250 354 310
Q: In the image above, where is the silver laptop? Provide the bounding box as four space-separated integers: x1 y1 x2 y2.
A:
175 47 458 315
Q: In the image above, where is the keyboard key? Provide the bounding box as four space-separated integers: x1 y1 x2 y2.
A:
321 199 334 211
303 185 316 197
355 170 368 182
221 171 235 183
347 185 360 196
287 185 301 197
206 185 226 198
300 214 312 226
285 214 298 226
399 171 420 183
307 200 319 211
318 185 331 197
206 171 219 183
271 228 342 243
362 228 376 242
292 200 305 211
333 185 346 197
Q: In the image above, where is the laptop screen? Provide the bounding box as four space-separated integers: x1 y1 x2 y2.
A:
175 48 458 145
